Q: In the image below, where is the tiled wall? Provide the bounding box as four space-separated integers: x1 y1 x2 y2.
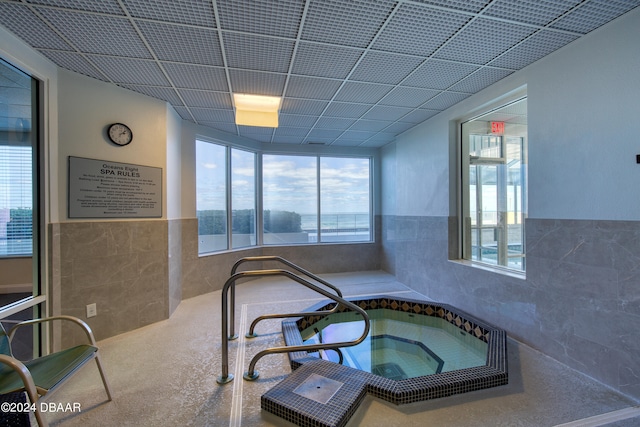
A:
381 215 640 400
52 220 169 346
51 217 382 344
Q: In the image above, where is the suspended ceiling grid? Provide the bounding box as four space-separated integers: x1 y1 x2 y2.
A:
0 0 638 147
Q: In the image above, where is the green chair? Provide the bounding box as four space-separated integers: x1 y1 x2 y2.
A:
0 315 112 427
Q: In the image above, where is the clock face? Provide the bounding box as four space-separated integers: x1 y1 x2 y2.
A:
108 123 133 146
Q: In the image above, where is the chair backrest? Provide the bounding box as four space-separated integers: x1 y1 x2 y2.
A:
0 322 13 357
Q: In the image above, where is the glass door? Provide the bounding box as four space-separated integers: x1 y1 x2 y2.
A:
0 58 45 359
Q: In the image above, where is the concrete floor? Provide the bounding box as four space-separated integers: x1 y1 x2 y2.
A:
44 271 639 427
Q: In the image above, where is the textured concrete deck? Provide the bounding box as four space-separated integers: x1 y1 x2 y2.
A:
45 271 639 427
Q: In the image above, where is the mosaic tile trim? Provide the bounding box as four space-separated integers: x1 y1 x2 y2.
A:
265 295 508 427
295 295 491 342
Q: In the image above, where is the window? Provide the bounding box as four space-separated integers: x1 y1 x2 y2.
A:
196 141 258 254
197 142 372 253
231 148 256 249
196 141 228 253
320 157 371 243
262 154 371 245
461 98 527 272
0 61 34 257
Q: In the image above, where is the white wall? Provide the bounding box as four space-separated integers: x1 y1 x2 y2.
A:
389 7 640 221
526 9 640 220
166 106 182 220
56 69 169 220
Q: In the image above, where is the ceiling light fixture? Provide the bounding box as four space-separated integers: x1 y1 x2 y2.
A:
233 93 281 128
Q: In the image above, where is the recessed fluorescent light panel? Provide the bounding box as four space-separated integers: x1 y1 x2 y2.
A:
233 93 281 128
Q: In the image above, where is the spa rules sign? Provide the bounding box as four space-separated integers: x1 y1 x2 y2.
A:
68 156 162 218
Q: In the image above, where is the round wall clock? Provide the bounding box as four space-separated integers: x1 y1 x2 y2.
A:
107 123 133 146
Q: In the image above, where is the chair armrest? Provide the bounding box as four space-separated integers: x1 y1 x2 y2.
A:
7 315 97 347
0 354 39 397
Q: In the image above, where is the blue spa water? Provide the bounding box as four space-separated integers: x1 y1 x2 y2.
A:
301 309 488 380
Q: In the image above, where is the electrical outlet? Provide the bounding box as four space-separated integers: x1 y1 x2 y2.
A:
86 303 97 318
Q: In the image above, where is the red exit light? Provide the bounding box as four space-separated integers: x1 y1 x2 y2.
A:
491 121 505 134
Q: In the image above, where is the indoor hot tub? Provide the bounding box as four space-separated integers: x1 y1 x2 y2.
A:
262 295 508 427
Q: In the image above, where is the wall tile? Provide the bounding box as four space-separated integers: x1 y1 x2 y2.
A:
381 215 640 400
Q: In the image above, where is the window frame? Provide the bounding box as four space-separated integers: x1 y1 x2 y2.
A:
196 141 374 256
457 94 528 277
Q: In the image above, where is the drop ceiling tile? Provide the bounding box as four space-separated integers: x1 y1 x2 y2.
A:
123 0 215 26
239 126 274 142
87 56 170 85
323 102 373 119
28 0 124 14
334 81 393 103
411 0 491 13
274 127 311 137
292 42 364 79
162 63 228 91
302 0 396 48
172 106 193 120
121 85 183 106
421 91 470 110
338 130 378 141
331 139 365 147
36 7 152 58
434 18 536 65
278 114 318 128
0 3 70 50
484 0 581 26
361 105 412 121
217 0 305 38
228 70 286 96
397 109 440 124
137 21 222 65
550 0 639 34
448 67 514 93
402 59 479 90
191 108 235 123
307 128 343 139
315 117 357 131
349 119 394 132
382 121 416 133
489 30 579 69
280 98 328 115
199 121 238 134
40 50 107 81
350 51 424 84
285 76 342 100
379 87 439 107
373 3 470 57
360 138 392 148
178 90 232 109
271 135 305 144
223 32 294 73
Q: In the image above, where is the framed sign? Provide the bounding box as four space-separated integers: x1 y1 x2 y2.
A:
68 156 162 218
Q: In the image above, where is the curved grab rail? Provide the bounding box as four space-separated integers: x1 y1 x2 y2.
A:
217 269 370 384
227 256 343 339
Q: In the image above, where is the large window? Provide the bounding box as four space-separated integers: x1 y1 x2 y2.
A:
320 157 371 243
263 154 371 245
196 141 228 253
196 140 257 254
262 155 317 244
196 145 372 254
461 98 527 272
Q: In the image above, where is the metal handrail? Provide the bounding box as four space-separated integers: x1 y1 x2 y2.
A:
227 256 343 339
217 268 370 384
